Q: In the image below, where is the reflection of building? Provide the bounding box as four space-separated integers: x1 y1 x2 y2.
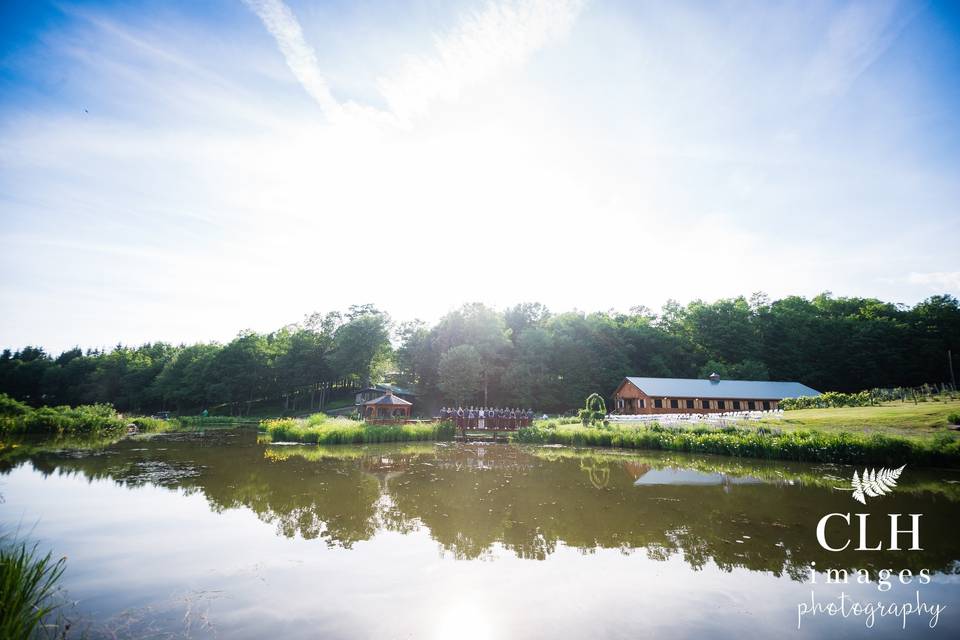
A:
359 454 411 490
362 390 413 421
632 468 763 486
612 373 820 415
624 461 652 481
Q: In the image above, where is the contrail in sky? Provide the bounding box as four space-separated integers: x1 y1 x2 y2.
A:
244 0 584 125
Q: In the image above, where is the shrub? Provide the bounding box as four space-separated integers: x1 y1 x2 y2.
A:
0 394 173 436
781 391 876 410
577 393 608 428
0 394 30 418
782 386 957 410
948 413 960 426
305 413 332 428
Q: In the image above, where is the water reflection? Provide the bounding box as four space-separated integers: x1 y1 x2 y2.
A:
632 468 764 486
6 428 960 580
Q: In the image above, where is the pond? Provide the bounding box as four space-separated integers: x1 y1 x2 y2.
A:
2 429 959 639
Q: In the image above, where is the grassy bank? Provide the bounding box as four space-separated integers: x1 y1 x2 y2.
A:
0 393 264 437
514 422 960 468
756 400 960 439
0 394 170 437
0 536 66 639
261 413 455 444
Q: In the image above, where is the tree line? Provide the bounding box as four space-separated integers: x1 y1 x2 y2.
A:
1 294 958 415
0 304 391 416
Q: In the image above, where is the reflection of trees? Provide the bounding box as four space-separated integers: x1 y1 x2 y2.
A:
14 430 384 548
386 447 960 575
8 433 960 578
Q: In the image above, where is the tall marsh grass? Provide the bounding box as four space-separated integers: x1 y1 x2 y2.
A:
0 393 171 436
261 414 455 444
173 415 260 427
514 424 960 468
0 536 66 639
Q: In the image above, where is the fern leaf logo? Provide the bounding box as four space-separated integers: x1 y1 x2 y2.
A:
847 465 906 504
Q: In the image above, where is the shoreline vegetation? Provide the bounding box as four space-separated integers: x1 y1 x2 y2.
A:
0 393 254 468
4 393 960 468
261 414 454 444
256 402 960 468
0 535 67 640
516 399 960 467
0 393 256 437
515 423 960 468
0 393 169 436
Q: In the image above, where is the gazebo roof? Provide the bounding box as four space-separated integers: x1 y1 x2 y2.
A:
363 392 413 406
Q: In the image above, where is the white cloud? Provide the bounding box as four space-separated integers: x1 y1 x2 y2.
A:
904 272 960 293
378 0 584 123
804 0 911 95
244 0 584 125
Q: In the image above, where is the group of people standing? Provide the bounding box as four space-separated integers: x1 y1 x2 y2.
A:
439 406 535 431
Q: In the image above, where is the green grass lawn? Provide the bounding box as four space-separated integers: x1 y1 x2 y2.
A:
755 400 960 440
517 401 960 466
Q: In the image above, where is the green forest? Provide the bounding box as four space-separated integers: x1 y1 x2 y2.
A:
1 294 958 416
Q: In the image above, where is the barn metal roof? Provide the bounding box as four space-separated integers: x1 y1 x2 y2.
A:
623 376 821 400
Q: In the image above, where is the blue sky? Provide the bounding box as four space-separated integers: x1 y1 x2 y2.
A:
1 0 959 353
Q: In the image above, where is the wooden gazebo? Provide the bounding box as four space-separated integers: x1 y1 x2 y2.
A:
362 390 413 422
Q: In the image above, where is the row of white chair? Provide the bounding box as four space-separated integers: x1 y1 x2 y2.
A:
607 409 783 425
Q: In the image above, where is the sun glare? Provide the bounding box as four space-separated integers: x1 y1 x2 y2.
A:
433 600 500 640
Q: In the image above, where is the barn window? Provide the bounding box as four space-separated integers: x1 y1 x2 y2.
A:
686 399 694 409
748 401 756 411
654 399 663 408
638 399 645 408
716 400 725 410
762 401 770 410
733 401 742 410
670 399 679 409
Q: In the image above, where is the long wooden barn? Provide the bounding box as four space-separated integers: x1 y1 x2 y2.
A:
612 373 820 414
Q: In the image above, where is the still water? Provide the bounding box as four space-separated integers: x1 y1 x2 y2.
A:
2 428 959 639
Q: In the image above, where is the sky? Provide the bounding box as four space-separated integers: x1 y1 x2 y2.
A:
1 0 959 354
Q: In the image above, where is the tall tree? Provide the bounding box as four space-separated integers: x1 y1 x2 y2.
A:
438 345 483 406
